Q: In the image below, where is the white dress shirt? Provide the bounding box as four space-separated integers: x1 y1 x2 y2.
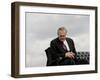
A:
63 40 70 51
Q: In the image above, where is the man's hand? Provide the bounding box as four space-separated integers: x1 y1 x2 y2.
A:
65 52 75 59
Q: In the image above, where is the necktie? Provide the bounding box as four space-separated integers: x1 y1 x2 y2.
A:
63 43 67 51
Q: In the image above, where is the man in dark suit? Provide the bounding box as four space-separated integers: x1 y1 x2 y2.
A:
45 27 77 66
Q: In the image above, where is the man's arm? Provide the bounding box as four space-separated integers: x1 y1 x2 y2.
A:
71 39 77 57
50 41 65 58
65 39 77 59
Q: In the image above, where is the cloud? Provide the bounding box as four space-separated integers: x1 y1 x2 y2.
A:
71 33 90 51
25 37 53 67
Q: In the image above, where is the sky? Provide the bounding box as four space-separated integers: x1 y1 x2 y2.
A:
25 12 90 67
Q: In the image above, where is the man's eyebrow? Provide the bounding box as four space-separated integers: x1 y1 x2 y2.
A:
60 35 65 36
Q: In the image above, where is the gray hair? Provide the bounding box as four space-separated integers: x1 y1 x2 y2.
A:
57 27 67 34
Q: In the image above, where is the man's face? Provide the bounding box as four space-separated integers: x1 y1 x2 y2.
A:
58 30 67 42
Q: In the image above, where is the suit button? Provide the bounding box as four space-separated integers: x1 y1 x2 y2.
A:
59 57 62 60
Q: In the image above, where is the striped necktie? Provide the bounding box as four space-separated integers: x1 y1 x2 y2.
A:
63 43 67 51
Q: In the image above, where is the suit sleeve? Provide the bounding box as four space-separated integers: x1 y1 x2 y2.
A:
50 41 65 58
71 39 77 57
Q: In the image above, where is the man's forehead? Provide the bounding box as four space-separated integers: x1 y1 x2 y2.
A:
58 31 66 34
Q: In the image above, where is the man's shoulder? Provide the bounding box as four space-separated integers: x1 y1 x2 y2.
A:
51 37 73 42
66 37 73 40
51 37 58 43
66 37 74 42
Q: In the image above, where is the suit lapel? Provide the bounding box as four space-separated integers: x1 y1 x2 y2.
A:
66 38 72 52
57 38 68 52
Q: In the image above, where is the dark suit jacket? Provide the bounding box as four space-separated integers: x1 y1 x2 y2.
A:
45 37 77 66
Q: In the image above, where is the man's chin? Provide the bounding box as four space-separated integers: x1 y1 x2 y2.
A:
60 39 65 42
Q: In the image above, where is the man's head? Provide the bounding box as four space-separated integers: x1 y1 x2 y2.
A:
57 27 67 42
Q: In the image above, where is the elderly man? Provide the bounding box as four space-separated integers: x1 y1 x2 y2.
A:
45 27 77 66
